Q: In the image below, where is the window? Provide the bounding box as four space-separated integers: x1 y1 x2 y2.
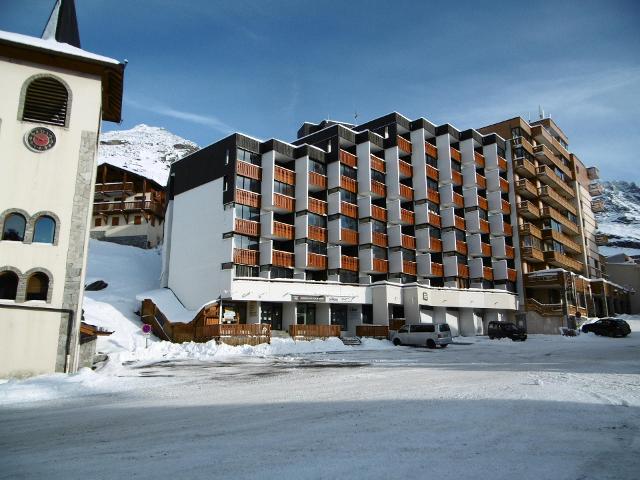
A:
340 189 357 204
223 175 229 192
412 324 435 333
134 216 142 225
236 175 260 193
25 272 49 301
22 76 69 126
94 218 102 227
402 249 416 262
2 213 26 241
309 159 326 175
271 267 293 279
426 154 437 167
274 180 294 197
371 169 385 183
497 146 505 158
427 201 440 215
235 234 259 250
427 178 439 191
451 161 461 172
308 213 327 228
235 204 260 222
372 246 387 259
235 265 259 277
430 227 441 239
341 216 357 231
340 163 357 179
111 217 119 226
237 148 261 166
33 216 56 243
307 240 327 255
0 271 19 300
339 271 358 283
371 219 386 233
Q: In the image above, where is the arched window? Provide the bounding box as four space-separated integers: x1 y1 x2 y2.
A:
0 271 19 300
26 272 49 301
2 213 26 241
22 77 69 127
33 216 56 244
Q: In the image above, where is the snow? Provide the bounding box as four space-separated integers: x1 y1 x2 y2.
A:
596 180 640 251
0 29 120 65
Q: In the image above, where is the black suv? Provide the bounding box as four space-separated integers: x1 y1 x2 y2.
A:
487 321 527 341
581 318 631 337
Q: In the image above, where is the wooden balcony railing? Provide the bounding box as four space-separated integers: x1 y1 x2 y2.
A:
450 147 462 162
339 149 357 167
480 219 490 234
307 253 327 269
538 185 577 215
372 232 388 247
499 177 509 194
236 160 261 180
289 324 340 339
371 205 387 222
497 156 507 171
502 199 511 215
397 136 412 154
507 268 517 282
431 262 444 277
452 170 463 186
273 221 294 239
476 173 487 189
401 208 415 224
426 164 439 181
234 218 260 237
458 264 470 278
425 142 438 158
536 165 574 197
308 197 327 215
540 206 580 235
273 193 294 212
514 157 536 178
517 201 540 219
519 222 542 238
533 143 573 179
474 151 485 168
399 183 414 201
399 159 412 178
401 234 416 249
455 240 468 255
481 242 492 256
483 266 493 281
341 228 359 245
522 246 544 262
542 229 582 254
429 212 441 227
403 260 417 276
543 251 583 273
341 175 358 193
427 189 440 203
373 258 389 273
93 200 165 217
478 196 489 211
308 225 327 242
272 250 294 268
341 201 358 218
341 255 359 271
370 155 386 173
429 237 442 252
505 245 515 258
95 181 134 193
503 222 513 236
454 215 465 230
235 189 261 208
308 171 327 189
453 192 464 208
233 248 259 265
371 180 386 197
516 178 537 199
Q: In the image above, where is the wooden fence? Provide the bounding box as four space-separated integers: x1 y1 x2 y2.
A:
289 324 341 340
355 325 389 339
388 319 406 331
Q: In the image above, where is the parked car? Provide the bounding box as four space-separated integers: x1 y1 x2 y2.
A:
581 318 631 337
391 323 452 349
487 321 527 341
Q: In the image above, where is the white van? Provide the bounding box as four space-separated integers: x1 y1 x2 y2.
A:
391 323 452 348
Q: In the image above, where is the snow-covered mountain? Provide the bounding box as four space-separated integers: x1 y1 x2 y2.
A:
596 180 640 256
98 124 199 185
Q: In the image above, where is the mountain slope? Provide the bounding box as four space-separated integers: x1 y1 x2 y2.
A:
596 180 640 255
98 124 198 185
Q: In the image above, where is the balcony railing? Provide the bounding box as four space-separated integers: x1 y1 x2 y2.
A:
235 189 261 208
371 205 388 222
308 197 327 215
543 251 583 273
538 185 577 215
426 164 439 181
480 219 490 234
273 193 295 212
341 175 358 193
504 222 513 236
516 178 538 199
341 228 359 245
455 240 468 255
505 245 515 258
502 199 511 215
234 218 260 237
307 253 327 269
519 222 542 238
429 212 441 227
536 165 574 198
402 260 417 276
236 160 261 180
507 268 517 282
399 183 414 201
371 180 386 197
309 171 327 189
273 220 294 239
233 248 259 265
370 155 386 173
499 177 509 194
341 255 359 271
453 192 464 208
401 234 416 249
478 196 489 211
483 266 493 281
274 165 295 185
399 159 412 178
401 208 415 224
517 201 540 219
431 262 444 277
497 156 507 171
272 250 294 268
533 143 572 179
589 183 604 196
425 143 438 158
474 151 485 168
93 200 165 217
373 258 389 273
458 264 469 278
429 237 442 252
95 181 134 194
340 201 358 218
452 170 463 186
514 157 536 178
427 189 440 203
522 246 544 262
454 215 465 230
481 242 491 256
587 166 600 180
450 147 462 162
308 225 327 242
372 232 388 247
540 206 580 235
591 199 605 213
397 136 412 154
339 149 357 167
476 173 487 189
595 233 608 246
542 229 582 254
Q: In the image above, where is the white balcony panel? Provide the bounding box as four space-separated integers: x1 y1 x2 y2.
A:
387 224 402 248
443 255 459 277
295 156 309 211
259 238 273 266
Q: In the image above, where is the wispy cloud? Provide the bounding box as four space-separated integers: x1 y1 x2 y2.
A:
125 98 235 135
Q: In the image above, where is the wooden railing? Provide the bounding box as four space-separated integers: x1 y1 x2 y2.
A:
481 242 491 256
399 183 414 200
233 248 259 265
341 175 358 193
540 206 580 235
373 258 389 273
236 160 261 180
536 165 574 197
476 173 486 189
516 178 538 198
538 185 577 215
356 325 389 338
401 234 416 249
341 201 358 218
95 181 134 193
403 260 417 275
483 266 493 281
429 237 442 252
505 245 515 258
526 298 563 317
273 221 294 239
478 196 489 211
234 218 260 236
480 219 490 234
429 212 441 227
93 200 164 217
499 177 509 194
427 189 440 203
397 136 412 154
273 193 295 212
503 222 513 236
514 157 536 178
454 215 465 230
399 159 412 178
542 228 582 253
341 228 358 245
543 251 583 273
272 250 294 267
426 164 439 181
431 262 444 276
371 180 386 197
474 151 485 167
452 170 463 185
507 268 517 282
308 253 327 269
289 324 341 339
235 189 261 208
519 222 542 238
401 208 415 224
371 205 387 222
502 199 511 214
372 232 388 247
339 149 357 167
309 171 327 189
458 264 470 278
453 192 464 208
455 240 468 255
308 225 327 242
308 197 327 215
341 255 359 271
522 246 544 262
517 201 540 218
370 155 386 172
497 156 507 171
450 147 462 162
425 142 438 158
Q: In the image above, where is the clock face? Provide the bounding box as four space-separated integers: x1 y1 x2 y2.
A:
25 127 56 152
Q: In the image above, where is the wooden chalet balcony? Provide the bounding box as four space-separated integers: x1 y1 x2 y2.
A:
454 215 465 230
400 208 415 224
399 183 414 201
505 245 515 258
429 212 441 227
308 225 327 242
476 173 487 189
536 165 574 198
403 260 417 276
341 255 359 271
273 220 294 240
340 201 358 218
451 170 463 186
339 149 357 167
481 242 491 256
397 136 412 154
458 264 470 278
516 178 538 199
514 158 536 179
401 234 416 249
399 159 412 178
371 180 386 197
95 181 134 194
480 219 490 234
483 266 493 281
272 250 294 268
308 171 327 189
538 185 576 215
543 251 583 273
455 240 468 255
371 205 387 222
540 206 580 235
307 253 327 269
341 228 359 245
474 151 485 168
93 200 164 217
499 177 509 194
234 218 260 237
425 142 438 158
273 193 295 212
533 143 572 179
236 160 261 180
235 189 261 208
373 258 389 273
522 246 545 263
372 232 388 247
453 192 464 208
308 197 327 215
517 201 540 219
426 164 439 181
427 189 440 203
502 199 511 215
370 155 386 173
450 147 462 162
519 222 542 238
497 156 507 172
478 196 489 211
542 229 582 254
340 175 358 193
233 248 259 265
429 237 442 252
507 268 517 282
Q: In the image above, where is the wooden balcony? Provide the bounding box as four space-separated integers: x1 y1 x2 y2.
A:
540 206 580 235
307 253 327 270
371 180 386 197
401 208 415 224
370 155 386 173
497 156 507 172
309 171 327 190
474 151 485 168
591 199 605 213
93 200 165 218
452 170 463 186
341 255 359 271
341 175 358 193
95 181 134 194
372 232 388 247
235 189 261 208
533 143 572 179
340 201 358 218
236 160 261 180
341 228 359 245
429 237 442 252
480 219 490 234
399 159 412 178
273 220 295 240
538 185 577 215
587 166 600 180
274 165 295 185
589 183 604 196
233 248 259 265
522 246 545 263
373 258 389 273
339 149 357 167
543 250 583 273
499 177 509 194
514 158 536 178
450 147 462 162
458 264 469 278
425 142 438 158
481 242 491 256
429 212 441 227
507 268 517 282
516 178 538 199
272 250 294 268
426 164 439 181
517 201 540 219
371 205 388 222
397 136 412 154
431 262 444 277
454 215 465 230
478 196 489 211
476 173 487 189
273 193 294 212
401 234 416 249
502 199 511 215
453 192 464 208
427 189 440 203
308 225 327 242
402 260 417 276
519 222 542 238
504 222 513 236
234 218 260 237
455 240 468 255
399 183 414 201
542 229 582 254
483 266 493 281
505 245 515 258
536 165 574 198
308 197 327 216
595 233 608 246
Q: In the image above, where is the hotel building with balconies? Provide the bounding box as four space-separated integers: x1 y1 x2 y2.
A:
161 113 520 336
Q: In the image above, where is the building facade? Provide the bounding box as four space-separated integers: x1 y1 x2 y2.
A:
91 163 165 248
161 113 520 336
0 0 124 377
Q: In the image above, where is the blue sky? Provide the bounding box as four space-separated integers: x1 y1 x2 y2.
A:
2 0 639 181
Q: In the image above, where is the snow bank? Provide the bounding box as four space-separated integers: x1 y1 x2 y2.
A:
135 287 199 323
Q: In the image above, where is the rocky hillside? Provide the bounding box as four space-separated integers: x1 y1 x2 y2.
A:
596 180 640 255
98 124 199 185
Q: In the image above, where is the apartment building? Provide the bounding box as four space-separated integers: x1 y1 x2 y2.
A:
479 116 629 332
0 0 125 376
161 113 519 336
91 163 166 248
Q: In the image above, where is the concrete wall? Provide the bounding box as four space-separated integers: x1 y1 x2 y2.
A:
606 263 640 313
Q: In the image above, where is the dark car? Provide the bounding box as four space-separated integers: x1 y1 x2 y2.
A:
581 318 631 337
487 321 527 341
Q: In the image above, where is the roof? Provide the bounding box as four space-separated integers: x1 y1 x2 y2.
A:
42 0 81 48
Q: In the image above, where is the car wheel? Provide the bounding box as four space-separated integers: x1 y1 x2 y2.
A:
427 339 436 349
440 344 448 348
393 338 401 346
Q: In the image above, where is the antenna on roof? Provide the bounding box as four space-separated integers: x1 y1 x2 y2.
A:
354 110 358 122
538 105 545 120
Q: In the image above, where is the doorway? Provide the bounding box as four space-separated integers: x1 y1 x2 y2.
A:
296 303 316 325
260 302 283 330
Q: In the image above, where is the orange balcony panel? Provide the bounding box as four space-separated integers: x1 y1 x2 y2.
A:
452 170 463 186
308 197 327 215
274 165 295 185
233 248 259 266
371 180 386 197
236 160 261 180
273 193 295 212
372 232 388 247
400 183 414 201
273 221 294 240
339 149 357 167
502 199 511 215
450 147 462 162
341 255 359 271
500 177 509 194
309 171 327 189
234 218 260 237
371 205 387 222
481 243 491 256
504 223 513 236
341 201 358 218
483 266 493 281
432 262 444 277
454 215 465 230
425 143 438 158
478 196 488 211
427 189 440 203
397 136 412 154
307 253 327 269
476 173 486 189
426 165 439 181
453 192 464 208
429 212 441 227
401 208 415 224
497 156 507 171
458 264 469 278
341 228 359 245
235 189 261 208
399 160 412 178
401 234 416 250
480 219 490 234
403 260 417 276
308 225 327 242
507 268 517 282
456 240 468 255
370 155 386 173
272 250 294 268
429 238 442 252
505 245 515 258
474 151 485 168
373 258 389 273
341 175 358 193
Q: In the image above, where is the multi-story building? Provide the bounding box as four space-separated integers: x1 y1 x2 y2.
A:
0 0 125 376
91 163 166 248
161 113 519 336
479 116 629 332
